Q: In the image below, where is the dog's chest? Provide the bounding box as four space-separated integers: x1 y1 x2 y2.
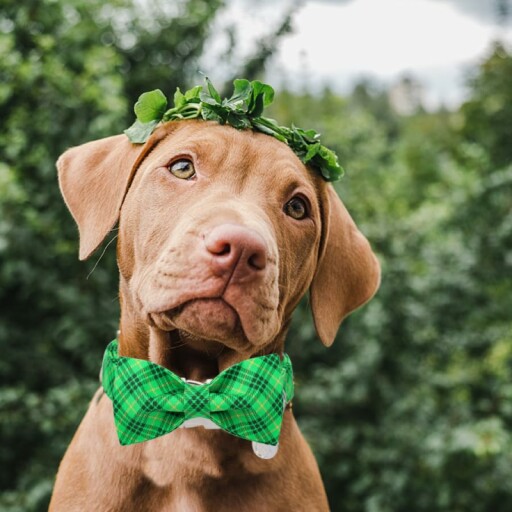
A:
141 428 273 485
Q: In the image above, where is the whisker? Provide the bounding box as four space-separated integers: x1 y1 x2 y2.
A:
86 234 119 279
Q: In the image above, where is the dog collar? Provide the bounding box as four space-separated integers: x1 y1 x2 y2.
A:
101 340 294 459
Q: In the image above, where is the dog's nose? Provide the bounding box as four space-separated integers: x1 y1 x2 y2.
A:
204 224 267 279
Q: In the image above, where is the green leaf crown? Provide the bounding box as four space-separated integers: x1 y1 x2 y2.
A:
125 77 343 182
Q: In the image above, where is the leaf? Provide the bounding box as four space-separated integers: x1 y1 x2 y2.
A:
252 118 288 143
199 91 221 106
227 112 251 129
304 142 321 162
173 88 185 108
185 85 203 101
229 79 252 107
201 111 224 123
124 119 159 144
299 127 320 141
313 146 344 181
201 103 228 123
204 76 222 103
134 89 167 123
250 93 266 118
251 81 274 107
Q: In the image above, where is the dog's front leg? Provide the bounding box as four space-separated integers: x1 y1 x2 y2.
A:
50 391 149 512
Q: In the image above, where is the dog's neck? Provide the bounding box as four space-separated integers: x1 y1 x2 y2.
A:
117 278 289 381
115 278 294 484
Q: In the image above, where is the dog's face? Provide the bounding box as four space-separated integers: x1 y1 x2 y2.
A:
57 120 380 362
119 122 323 353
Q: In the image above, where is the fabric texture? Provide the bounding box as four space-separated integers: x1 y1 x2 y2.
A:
101 340 294 446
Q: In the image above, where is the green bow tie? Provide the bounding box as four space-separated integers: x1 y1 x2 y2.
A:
101 340 294 447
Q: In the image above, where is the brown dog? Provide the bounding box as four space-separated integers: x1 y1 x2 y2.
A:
49 120 380 511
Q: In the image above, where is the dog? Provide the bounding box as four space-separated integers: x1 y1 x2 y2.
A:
49 119 380 511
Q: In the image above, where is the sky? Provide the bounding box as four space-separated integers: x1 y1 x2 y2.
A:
203 0 512 110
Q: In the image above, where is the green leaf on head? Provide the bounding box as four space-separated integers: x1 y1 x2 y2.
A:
133 90 167 123
124 119 160 144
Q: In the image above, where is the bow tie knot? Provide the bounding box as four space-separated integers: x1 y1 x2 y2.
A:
183 383 210 418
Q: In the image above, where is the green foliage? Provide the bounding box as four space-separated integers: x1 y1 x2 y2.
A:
460 42 512 169
0 0 228 509
133 89 168 123
1 2 511 510
125 77 344 181
281 49 512 512
0 2 128 508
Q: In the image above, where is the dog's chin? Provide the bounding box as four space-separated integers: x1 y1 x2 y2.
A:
156 298 251 353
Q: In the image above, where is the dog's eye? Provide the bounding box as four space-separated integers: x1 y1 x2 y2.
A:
168 159 195 180
284 196 308 220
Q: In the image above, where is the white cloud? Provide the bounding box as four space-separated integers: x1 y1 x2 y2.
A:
203 0 512 108
277 0 505 75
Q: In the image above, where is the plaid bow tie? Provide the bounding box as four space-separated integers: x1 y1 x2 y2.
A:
101 340 294 447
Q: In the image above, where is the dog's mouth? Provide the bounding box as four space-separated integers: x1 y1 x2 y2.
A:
152 297 239 333
151 298 250 344
149 298 251 381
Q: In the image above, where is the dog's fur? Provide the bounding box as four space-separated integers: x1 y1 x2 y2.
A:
49 120 380 511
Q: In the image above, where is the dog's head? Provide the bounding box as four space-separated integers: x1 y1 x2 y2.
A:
58 120 379 372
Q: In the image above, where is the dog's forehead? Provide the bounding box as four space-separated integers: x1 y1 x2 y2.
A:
145 120 318 192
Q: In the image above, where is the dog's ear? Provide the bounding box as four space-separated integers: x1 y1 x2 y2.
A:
57 126 172 260
310 185 380 346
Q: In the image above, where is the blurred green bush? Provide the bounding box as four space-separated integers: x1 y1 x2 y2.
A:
1 1 511 510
